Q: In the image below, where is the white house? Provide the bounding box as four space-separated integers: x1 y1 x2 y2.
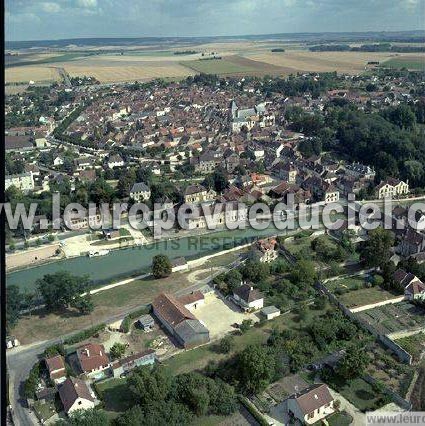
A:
53 156 64 166
376 178 409 199
107 154 125 169
287 383 335 425
5 172 35 193
130 182 151 202
232 283 264 311
58 377 96 414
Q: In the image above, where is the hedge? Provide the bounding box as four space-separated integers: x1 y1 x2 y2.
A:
238 396 269 426
64 323 106 345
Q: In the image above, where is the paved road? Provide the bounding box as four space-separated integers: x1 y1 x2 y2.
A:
6 256 241 425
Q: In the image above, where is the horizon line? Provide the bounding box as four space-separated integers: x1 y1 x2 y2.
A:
6 29 425 44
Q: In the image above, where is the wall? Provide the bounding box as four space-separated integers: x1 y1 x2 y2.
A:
315 282 412 365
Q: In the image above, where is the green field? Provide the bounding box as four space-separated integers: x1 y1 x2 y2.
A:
182 58 256 75
382 57 425 71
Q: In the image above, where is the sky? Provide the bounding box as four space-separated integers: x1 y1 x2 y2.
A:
5 0 425 41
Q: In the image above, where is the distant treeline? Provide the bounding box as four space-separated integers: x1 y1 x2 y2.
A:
199 56 223 61
271 48 285 52
174 50 198 55
310 43 425 53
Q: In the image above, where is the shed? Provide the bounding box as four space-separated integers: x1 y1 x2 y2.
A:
136 314 155 332
260 306 281 320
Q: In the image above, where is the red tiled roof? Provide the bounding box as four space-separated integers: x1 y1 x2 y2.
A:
76 343 109 373
291 384 334 416
177 291 204 306
152 292 195 327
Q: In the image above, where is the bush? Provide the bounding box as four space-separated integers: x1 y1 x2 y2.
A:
218 336 234 353
24 362 41 399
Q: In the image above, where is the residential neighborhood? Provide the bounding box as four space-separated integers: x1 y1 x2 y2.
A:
4 23 425 426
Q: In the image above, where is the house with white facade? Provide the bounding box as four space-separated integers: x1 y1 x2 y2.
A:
232 283 264 312
58 377 96 415
287 383 335 425
130 182 151 202
5 172 35 193
376 178 409 199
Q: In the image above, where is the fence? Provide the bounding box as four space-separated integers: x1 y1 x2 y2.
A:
363 374 412 411
315 281 412 365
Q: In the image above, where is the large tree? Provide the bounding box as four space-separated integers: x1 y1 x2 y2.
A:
151 254 172 279
6 285 22 331
64 409 109 426
360 228 395 269
36 272 92 313
237 344 275 394
337 343 370 380
128 365 172 406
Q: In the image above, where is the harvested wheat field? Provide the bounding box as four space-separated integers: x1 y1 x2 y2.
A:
244 51 423 74
65 62 197 82
5 66 60 83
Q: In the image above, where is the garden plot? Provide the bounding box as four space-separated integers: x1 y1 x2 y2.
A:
356 302 425 335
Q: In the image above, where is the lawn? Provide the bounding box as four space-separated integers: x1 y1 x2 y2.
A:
337 286 399 309
325 375 386 412
33 401 57 422
382 56 425 71
95 378 137 414
327 411 353 426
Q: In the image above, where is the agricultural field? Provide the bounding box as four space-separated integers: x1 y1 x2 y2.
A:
5 66 59 84
64 62 196 83
382 55 425 70
355 302 425 335
243 51 424 74
182 55 285 76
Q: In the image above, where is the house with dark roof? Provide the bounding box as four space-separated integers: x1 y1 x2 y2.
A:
232 283 264 311
393 269 425 301
58 377 95 414
287 383 335 425
130 182 151 202
45 355 66 384
152 292 209 348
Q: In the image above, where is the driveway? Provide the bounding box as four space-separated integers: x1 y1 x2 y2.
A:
187 292 258 339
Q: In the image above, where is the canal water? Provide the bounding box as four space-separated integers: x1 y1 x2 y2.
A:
7 225 285 292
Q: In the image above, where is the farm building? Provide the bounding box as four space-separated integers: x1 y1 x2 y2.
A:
232 282 264 311
152 292 210 348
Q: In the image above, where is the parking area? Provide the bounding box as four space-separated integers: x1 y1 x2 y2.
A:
187 292 258 339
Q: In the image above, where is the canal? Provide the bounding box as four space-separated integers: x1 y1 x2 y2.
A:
7 225 287 292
